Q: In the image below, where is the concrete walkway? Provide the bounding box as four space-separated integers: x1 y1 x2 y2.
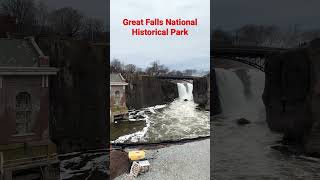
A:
115 139 210 180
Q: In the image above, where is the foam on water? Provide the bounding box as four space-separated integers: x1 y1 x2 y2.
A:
113 82 209 143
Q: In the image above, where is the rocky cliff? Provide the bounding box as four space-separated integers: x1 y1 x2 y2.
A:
193 74 210 111
38 38 108 153
263 39 320 154
124 75 179 109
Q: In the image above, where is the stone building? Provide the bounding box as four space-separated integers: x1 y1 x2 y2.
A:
110 73 128 123
0 37 59 180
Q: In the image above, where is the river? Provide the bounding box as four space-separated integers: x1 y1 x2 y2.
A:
112 82 210 143
213 68 320 179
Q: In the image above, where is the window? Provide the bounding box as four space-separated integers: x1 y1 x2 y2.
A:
15 92 32 134
115 90 120 105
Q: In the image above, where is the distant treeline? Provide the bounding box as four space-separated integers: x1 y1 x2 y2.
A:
212 24 320 48
110 59 208 77
0 0 105 41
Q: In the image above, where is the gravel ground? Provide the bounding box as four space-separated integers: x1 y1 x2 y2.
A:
115 139 210 180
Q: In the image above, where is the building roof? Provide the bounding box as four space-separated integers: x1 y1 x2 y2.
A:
110 73 128 86
0 37 58 75
0 38 39 67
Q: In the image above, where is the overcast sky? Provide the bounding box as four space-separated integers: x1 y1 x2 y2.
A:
212 0 320 31
110 0 210 71
38 0 320 69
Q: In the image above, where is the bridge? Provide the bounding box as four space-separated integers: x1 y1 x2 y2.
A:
154 75 199 80
211 45 289 71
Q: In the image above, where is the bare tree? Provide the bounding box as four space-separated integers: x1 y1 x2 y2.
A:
235 24 280 47
49 7 84 37
124 64 136 74
175 71 183 77
146 61 169 76
212 29 233 45
110 59 123 73
1 0 36 32
135 67 144 75
34 0 49 33
81 17 104 41
183 69 196 76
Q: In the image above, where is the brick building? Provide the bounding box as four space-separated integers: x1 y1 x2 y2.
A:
110 73 128 123
0 37 59 179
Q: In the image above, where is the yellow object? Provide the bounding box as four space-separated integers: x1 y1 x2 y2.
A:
128 150 145 161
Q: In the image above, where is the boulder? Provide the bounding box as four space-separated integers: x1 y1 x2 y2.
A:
236 118 251 125
110 150 130 179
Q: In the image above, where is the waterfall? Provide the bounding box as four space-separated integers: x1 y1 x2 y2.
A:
215 68 265 119
187 83 193 100
177 83 193 100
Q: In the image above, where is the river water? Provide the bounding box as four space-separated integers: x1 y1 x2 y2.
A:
113 82 210 143
213 68 320 180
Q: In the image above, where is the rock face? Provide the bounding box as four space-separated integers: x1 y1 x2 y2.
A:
193 74 210 111
263 39 320 153
124 75 178 109
304 39 320 155
236 118 251 125
38 38 108 153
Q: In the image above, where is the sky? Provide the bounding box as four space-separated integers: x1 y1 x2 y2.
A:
212 0 320 31
110 0 210 71
32 0 320 70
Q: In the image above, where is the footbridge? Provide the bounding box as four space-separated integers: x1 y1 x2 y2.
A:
212 45 289 72
155 75 199 80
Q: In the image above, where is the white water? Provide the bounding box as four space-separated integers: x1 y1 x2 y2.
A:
213 68 320 179
215 68 247 117
113 82 209 143
177 83 193 100
215 68 265 120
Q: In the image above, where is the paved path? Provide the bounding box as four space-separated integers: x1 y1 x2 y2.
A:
115 139 210 180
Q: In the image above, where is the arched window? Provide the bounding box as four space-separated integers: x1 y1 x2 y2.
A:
115 90 120 105
16 92 32 134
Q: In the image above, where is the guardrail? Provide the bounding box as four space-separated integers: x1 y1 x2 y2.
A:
3 153 58 169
